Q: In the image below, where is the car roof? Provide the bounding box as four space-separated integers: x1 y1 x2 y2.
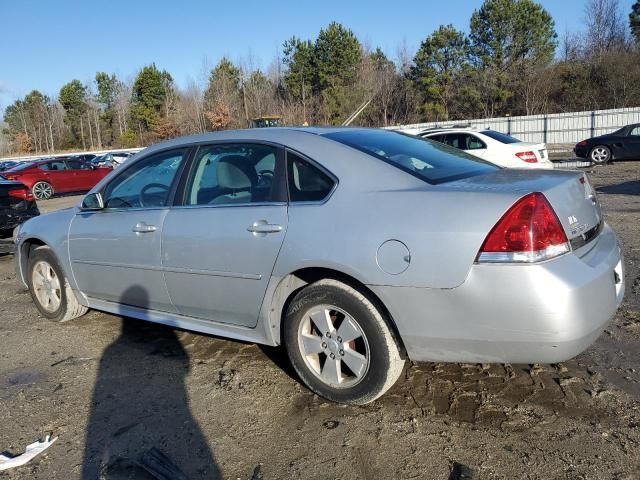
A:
422 128 484 135
133 127 395 157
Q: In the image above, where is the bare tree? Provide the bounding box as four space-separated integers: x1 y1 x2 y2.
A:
584 0 629 56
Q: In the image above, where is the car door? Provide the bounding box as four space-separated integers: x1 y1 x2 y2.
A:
162 143 288 327
65 159 94 190
625 125 640 159
68 148 189 312
39 159 71 192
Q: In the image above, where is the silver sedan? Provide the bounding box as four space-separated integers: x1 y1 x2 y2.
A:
14 128 625 404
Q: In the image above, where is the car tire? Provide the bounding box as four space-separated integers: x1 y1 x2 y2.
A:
589 145 611 165
284 279 405 405
32 181 54 200
28 246 88 322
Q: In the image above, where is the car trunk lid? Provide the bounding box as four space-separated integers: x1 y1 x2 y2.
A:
442 168 602 247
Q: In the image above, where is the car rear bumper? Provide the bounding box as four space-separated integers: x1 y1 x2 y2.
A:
574 145 589 158
369 223 624 364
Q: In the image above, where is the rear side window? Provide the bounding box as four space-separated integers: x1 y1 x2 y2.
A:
66 160 91 170
287 152 334 202
425 133 445 142
481 130 521 144
184 144 281 206
324 129 498 184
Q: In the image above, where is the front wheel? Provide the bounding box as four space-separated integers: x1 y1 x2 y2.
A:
590 145 611 165
284 279 405 405
28 246 88 322
32 181 53 200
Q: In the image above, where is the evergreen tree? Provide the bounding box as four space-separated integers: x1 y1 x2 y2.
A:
312 22 363 124
59 79 88 147
203 57 242 128
469 0 557 115
282 37 315 100
411 25 470 120
130 64 173 132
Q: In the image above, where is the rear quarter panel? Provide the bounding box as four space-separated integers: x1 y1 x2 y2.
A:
275 187 517 289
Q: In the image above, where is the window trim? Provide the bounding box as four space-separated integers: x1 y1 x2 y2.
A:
285 148 339 205
172 141 288 208
95 146 192 212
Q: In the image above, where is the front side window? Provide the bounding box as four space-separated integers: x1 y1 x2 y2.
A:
184 144 280 206
103 149 186 209
629 126 640 136
324 129 498 184
287 152 335 202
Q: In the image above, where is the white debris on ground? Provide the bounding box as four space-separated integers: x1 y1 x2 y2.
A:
0 435 57 471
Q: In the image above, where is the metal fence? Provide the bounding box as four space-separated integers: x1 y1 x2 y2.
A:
387 106 640 145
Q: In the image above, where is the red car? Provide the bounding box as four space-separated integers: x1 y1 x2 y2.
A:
2 157 111 200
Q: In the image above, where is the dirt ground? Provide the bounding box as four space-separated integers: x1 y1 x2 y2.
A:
0 163 639 480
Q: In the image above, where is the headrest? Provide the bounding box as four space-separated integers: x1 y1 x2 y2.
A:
216 155 256 189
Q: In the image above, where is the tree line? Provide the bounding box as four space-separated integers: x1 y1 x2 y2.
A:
2 0 640 155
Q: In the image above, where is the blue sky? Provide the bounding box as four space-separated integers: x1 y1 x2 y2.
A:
0 0 635 112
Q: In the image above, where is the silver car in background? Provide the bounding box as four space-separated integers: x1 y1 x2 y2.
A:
14 128 624 404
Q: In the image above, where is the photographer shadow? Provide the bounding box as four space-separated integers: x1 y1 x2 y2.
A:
81 285 220 479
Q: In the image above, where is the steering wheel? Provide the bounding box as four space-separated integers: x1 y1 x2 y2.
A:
139 183 170 207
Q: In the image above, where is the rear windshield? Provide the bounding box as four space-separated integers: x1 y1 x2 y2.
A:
323 129 499 184
481 130 521 144
5 162 35 172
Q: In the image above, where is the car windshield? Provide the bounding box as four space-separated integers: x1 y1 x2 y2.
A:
480 130 521 144
323 129 499 184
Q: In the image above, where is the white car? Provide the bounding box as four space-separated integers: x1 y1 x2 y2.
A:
419 128 554 169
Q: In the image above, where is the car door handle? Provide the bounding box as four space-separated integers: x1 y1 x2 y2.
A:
132 222 157 233
247 220 283 234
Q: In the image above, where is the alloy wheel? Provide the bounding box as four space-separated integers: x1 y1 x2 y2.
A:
297 304 370 388
32 261 61 312
590 147 609 164
33 182 53 200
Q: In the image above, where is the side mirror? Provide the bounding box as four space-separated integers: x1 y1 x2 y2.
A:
81 192 104 211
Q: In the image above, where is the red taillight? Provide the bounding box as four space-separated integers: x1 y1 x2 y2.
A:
477 192 569 263
515 151 538 163
8 187 34 202
577 140 587 146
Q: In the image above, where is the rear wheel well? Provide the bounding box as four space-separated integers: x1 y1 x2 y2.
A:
272 267 408 359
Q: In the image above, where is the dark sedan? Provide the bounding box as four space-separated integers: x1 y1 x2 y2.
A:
574 123 640 164
0 179 39 236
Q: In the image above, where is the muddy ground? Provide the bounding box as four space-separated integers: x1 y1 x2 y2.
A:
0 163 639 479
